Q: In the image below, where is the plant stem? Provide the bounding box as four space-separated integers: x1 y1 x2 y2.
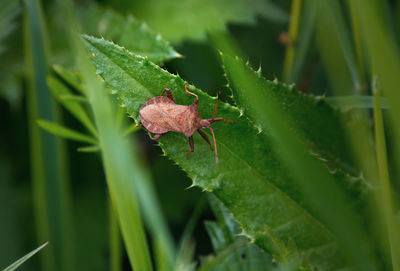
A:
109 203 122 271
282 0 302 82
372 76 400 271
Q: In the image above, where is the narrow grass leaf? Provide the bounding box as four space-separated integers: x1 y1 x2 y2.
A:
2 242 48 271
372 77 400 271
282 0 302 82
58 0 180 267
347 0 367 91
52 65 86 95
78 43 155 271
58 95 88 103
109 205 122 271
289 0 317 84
313 0 361 94
37 119 97 144
24 0 74 270
47 76 97 136
353 0 400 189
76 145 100 152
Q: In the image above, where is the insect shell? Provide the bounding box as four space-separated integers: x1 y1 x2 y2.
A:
139 82 231 164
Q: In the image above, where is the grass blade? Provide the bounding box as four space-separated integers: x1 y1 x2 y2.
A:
282 0 302 82
348 0 367 92
52 64 86 95
23 0 74 270
37 119 97 144
2 242 48 271
314 0 361 94
109 204 122 271
372 77 400 271
55 1 177 269
47 76 97 137
353 0 400 188
289 0 317 84
76 145 100 152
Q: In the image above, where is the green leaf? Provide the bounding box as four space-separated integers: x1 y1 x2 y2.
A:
221 54 378 270
81 35 368 270
52 65 86 95
128 0 288 43
77 145 100 152
200 195 274 271
79 3 181 64
2 242 48 271
37 119 97 144
58 95 88 103
224 57 356 175
47 75 97 137
24 1 75 270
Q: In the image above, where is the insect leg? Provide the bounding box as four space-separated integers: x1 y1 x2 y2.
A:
197 130 213 151
186 136 194 160
166 89 175 102
159 88 175 102
147 131 164 140
184 82 199 105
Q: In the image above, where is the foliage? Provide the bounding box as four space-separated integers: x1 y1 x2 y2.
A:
82 34 378 270
201 195 275 271
123 0 288 43
2 0 400 271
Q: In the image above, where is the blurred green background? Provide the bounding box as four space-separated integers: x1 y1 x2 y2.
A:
1 0 400 270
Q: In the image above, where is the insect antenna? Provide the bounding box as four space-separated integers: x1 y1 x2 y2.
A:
184 82 199 104
209 127 219 164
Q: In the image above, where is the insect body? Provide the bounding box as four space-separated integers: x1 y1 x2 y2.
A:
139 82 231 164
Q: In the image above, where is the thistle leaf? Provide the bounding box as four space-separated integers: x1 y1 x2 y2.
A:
82 35 368 270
